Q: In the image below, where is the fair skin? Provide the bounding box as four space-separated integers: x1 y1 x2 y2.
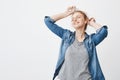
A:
71 12 87 42
51 6 103 42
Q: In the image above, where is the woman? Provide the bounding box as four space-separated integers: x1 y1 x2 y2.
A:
44 6 108 80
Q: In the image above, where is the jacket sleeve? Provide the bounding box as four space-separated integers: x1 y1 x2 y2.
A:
91 25 108 46
44 16 67 39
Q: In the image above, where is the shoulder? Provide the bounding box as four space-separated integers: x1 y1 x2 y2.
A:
62 30 74 40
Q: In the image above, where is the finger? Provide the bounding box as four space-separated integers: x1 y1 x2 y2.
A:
89 18 96 22
91 18 96 22
89 18 92 21
73 6 76 9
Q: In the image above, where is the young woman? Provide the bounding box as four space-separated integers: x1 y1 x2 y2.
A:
44 6 108 80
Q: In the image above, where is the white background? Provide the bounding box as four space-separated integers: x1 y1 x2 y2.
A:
0 0 120 80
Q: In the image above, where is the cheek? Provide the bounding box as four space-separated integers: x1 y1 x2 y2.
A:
78 18 84 21
71 21 74 25
79 19 86 24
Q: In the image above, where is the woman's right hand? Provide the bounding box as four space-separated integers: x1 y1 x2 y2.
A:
65 6 76 16
50 6 76 22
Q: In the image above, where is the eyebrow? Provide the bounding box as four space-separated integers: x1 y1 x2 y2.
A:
72 15 81 18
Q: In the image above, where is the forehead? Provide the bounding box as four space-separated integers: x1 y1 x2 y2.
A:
72 12 84 18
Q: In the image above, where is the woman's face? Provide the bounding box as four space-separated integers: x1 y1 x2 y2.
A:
71 12 87 29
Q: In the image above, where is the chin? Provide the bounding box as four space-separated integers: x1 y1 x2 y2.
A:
73 27 80 30
73 25 81 29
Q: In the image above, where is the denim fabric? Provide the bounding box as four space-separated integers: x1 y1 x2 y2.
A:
44 16 108 80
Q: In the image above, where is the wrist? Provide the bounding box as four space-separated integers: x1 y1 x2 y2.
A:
91 22 102 29
63 11 71 17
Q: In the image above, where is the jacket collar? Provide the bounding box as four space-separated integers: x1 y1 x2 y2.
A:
73 31 89 41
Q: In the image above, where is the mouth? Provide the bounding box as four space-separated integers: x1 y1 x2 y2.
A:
73 22 80 25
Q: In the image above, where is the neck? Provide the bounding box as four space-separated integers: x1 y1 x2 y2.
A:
75 27 85 42
75 27 85 38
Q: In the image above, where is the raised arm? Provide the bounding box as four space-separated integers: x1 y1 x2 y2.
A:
44 6 76 39
88 18 108 46
51 6 76 21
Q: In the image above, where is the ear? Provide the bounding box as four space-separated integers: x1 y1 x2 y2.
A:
84 19 89 24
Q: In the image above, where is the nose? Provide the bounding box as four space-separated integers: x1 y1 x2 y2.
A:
72 19 77 22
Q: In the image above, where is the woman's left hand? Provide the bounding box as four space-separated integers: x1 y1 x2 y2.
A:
88 18 96 26
88 18 102 29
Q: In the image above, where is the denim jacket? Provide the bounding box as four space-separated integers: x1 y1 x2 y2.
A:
44 16 108 80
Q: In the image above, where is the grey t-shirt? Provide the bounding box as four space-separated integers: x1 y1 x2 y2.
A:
58 38 92 80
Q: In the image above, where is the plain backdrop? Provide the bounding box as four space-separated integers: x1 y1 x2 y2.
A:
0 0 120 80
